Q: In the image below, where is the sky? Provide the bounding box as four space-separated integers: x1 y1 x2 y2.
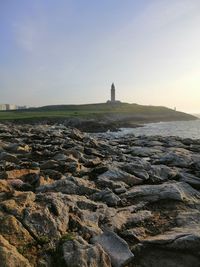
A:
0 0 200 113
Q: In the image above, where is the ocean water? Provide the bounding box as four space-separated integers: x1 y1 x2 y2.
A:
107 119 200 140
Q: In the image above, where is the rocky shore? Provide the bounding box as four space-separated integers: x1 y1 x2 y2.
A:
0 123 200 266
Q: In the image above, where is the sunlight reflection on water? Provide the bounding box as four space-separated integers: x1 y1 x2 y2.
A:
107 119 200 140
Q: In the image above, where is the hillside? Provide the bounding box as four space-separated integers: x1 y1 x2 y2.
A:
0 103 197 132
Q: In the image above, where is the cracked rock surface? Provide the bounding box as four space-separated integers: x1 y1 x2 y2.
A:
0 123 200 266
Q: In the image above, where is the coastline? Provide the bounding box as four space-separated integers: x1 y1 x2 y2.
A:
0 115 198 133
0 102 197 133
99 119 200 140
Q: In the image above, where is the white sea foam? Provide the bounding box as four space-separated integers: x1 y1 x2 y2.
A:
103 119 200 140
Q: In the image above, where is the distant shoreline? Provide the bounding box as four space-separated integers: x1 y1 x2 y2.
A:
0 102 197 132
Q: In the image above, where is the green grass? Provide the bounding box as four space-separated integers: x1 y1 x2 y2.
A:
60 232 76 243
0 103 196 121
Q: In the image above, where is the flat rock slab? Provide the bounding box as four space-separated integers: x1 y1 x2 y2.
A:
122 182 200 204
98 168 143 187
135 230 200 267
91 230 134 267
179 172 200 189
142 230 200 249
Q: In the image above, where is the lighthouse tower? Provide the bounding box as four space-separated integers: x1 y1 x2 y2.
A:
111 83 115 102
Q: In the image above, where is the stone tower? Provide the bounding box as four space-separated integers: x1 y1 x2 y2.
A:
111 83 115 102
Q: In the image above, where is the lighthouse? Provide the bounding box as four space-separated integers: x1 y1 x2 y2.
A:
106 83 120 104
111 83 115 102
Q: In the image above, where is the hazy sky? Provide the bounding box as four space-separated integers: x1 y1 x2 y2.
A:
0 0 200 113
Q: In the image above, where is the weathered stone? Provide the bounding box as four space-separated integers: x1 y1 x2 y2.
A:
0 191 36 217
178 172 200 189
121 227 146 242
0 180 13 194
65 148 83 159
5 143 31 154
91 188 121 207
0 152 19 164
61 236 111 267
89 165 109 178
37 177 98 195
84 147 103 157
41 169 62 180
0 211 36 264
62 194 104 238
91 230 134 267
122 210 153 228
0 234 31 267
37 175 54 187
1 124 200 266
134 230 200 267
69 128 85 141
2 169 40 180
82 156 101 168
134 246 200 267
131 146 162 157
23 192 70 240
98 168 143 187
53 153 68 161
0 180 13 200
148 164 178 183
114 187 127 194
97 176 129 191
98 204 150 232
120 162 150 180
64 162 82 173
154 151 192 168
122 182 200 204
7 179 26 190
40 160 59 170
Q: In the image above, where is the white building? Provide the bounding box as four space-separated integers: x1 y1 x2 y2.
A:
8 104 17 110
0 104 7 110
0 104 19 110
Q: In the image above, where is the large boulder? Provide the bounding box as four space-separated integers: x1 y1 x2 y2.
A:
60 236 111 267
91 230 134 267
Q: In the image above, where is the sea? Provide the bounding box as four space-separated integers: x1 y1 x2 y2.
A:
105 115 200 140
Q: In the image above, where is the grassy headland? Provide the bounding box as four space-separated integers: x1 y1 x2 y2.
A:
0 103 197 131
